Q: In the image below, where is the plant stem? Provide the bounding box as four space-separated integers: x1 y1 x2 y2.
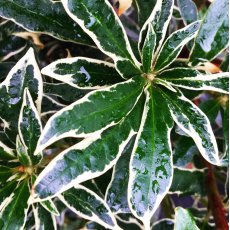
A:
204 161 228 229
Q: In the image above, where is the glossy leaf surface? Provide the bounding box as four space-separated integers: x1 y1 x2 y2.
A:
189 0 229 65
40 199 60 216
16 135 31 166
154 21 200 71
0 166 13 187
33 204 57 230
128 87 173 227
0 0 93 45
0 142 15 162
141 24 156 73
0 180 30 230
160 88 220 165
174 207 199 230
41 58 124 89
158 68 229 94
34 95 145 199
177 0 198 25
0 48 42 145
134 0 157 27
61 0 141 78
59 185 118 229
37 76 145 152
106 138 135 213
19 89 42 165
139 0 173 60
43 82 88 103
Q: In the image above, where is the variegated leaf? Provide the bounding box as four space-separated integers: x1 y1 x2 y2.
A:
0 48 43 145
0 0 93 45
151 218 174 230
33 203 57 230
177 0 198 25
0 180 19 212
128 86 173 228
139 0 174 61
18 88 42 165
41 57 124 89
0 180 30 230
0 20 27 62
189 0 229 65
59 185 119 230
43 82 88 103
34 94 145 199
36 76 145 153
61 0 141 78
158 68 229 94
154 21 200 72
160 88 220 165
141 24 156 73
0 166 14 188
174 207 199 230
40 199 60 216
16 135 31 167
105 137 135 214
0 142 16 161
41 95 65 117
134 0 157 27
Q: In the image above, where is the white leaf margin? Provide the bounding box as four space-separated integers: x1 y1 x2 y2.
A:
41 57 118 89
58 184 121 230
127 88 173 229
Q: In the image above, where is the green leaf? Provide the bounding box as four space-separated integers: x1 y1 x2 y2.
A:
0 180 19 208
33 203 57 230
154 21 200 71
0 180 30 230
18 89 42 165
0 166 14 187
40 199 60 216
43 82 88 103
0 21 27 61
0 48 43 145
141 24 156 73
170 168 206 196
199 99 220 123
134 0 157 27
0 0 93 45
106 137 135 213
37 76 145 152
174 207 199 230
16 135 31 166
128 86 173 228
139 0 174 60
157 68 229 94
0 142 16 161
173 136 198 167
177 0 198 25
61 0 141 78
189 0 229 65
160 88 220 165
41 95 65 117
34 94 145 199
151 218 174 230
41 58 124 89
220 52 229 72
59 185 119 230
